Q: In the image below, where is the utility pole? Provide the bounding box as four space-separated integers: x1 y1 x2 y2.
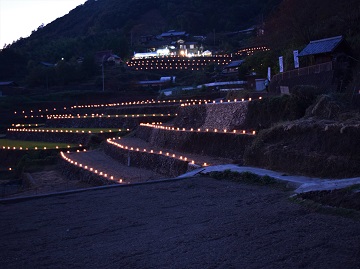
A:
213 29 216 46
102 55 105 92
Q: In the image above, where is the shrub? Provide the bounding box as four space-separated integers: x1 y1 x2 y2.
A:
205 170 280 186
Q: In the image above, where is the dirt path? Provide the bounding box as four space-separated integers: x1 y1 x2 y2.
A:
1 177 359 269
65 149 167 183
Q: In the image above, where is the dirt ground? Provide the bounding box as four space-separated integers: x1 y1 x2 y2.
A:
3 170 93 198
1 176 359 269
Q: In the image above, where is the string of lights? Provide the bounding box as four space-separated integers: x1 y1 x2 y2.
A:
139 123 256 135
127 56 231 71
46 113 177 120
60 151 123 183
179 97 262 107
7 128 126 134
106 137 206 167
235 46 270 56
1 144 77 150
14 99 209 116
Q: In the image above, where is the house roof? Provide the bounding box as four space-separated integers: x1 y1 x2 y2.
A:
224 60 244 68
40 62 56 67
160 31 187 38
95 50 113 62
0 81 17 86
298 36 344 57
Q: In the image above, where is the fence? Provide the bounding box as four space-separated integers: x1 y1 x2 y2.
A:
272 62 333 82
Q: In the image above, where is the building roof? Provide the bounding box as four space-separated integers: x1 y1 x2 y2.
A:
138 77 174 86
95 50 113 62
0 81 17 86
160 31 187 38
40 62 56 67
298 36 344 57
224 60 244 69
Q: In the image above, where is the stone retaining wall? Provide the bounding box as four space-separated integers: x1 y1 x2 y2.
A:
59 159 116 186
174 102 248 130
135 126 255 162
103 142 190 177
200 102 248 130
45 116 175 128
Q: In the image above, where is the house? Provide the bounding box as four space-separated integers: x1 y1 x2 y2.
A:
95 50 113 64
177 40 203 56
298 35 351 66
0 81 26 96
222 60 244 74
158 30 188 40
298 35 353 90
107 54 122 65
270 36 353 93
95 50 122 65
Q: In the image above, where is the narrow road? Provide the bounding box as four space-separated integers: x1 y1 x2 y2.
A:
65 149 166 183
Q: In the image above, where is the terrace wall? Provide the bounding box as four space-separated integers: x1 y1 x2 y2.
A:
134 126 255 162
45 116 175 128
103 142 190 177
59 159 116 186
174 101 249 130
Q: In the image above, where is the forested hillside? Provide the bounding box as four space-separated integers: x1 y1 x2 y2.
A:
0 0 278 82
0 0 359 87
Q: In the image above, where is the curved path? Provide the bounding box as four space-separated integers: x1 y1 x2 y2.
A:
180 164 360 193
65 149 166 183
65 139 360 193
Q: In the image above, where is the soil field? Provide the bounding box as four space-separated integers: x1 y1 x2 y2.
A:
0 177 359 269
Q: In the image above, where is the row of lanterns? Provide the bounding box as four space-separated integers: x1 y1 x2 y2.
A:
60 151 123 183
46 113 176 120
107 138 207 167
7 128 125 134
14 98 210 116
139 123 256 135
180 97 262 107
1 144 76 151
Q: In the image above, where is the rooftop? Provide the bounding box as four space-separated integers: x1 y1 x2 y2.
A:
224 60 244 68
298 35 344 57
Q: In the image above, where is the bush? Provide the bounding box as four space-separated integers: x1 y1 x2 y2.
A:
291 85 323 111
205 169 280 186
